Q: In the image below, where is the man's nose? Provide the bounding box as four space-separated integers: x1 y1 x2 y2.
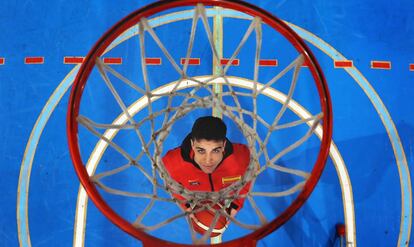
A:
205 154 213 164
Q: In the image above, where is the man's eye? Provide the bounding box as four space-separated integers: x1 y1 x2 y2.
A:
212 149 221 153
197 150 205 154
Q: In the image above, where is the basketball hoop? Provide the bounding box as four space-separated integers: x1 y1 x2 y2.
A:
67 0 332 246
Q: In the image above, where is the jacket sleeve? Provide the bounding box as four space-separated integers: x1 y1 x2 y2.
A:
229 145 252 212
229 181 252 212
162 150 190 210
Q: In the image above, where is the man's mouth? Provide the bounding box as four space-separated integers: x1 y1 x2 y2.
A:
202 165 215 168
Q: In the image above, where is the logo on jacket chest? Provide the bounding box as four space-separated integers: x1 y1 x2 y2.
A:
222 175 241 184
188 179 201 186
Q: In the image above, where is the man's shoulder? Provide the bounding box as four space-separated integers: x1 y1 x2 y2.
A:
218 143 249 173
231 143 250 155
162 147 184 169
163 147 182 161
226 143 250 167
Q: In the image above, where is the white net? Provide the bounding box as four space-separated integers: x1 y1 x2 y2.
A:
73 3 327 245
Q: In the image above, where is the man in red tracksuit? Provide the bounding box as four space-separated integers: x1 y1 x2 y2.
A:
162 116 251 217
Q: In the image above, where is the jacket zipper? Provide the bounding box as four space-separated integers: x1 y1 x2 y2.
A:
208 174 215 191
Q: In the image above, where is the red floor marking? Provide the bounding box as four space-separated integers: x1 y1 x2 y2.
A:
334 60 353 68
103 57 122 65
371 60 391 69
220 58 239 66
409 64 414 71
145 57 162 65
180 58 200 65
64 56 84 64
25 57 44 64
0 57 4 65
259 59 278 66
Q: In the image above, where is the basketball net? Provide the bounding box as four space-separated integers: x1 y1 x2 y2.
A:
68 1 332 246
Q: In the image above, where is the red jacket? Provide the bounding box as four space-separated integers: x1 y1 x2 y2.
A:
162 135 251 212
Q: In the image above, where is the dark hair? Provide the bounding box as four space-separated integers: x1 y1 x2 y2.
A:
191 116 227 141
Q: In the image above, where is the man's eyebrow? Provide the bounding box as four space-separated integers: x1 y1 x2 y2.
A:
194 146 223 150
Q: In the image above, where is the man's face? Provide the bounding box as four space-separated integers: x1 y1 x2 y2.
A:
191 139 226 174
